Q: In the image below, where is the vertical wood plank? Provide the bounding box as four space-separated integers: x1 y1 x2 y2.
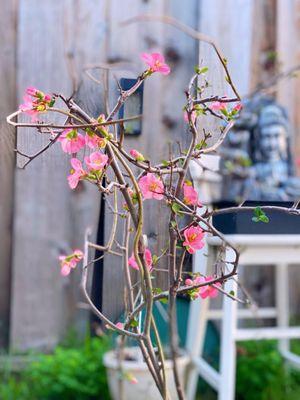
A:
101 0 167 322
0 0 17 348
11 0 107 351
250 0 277 91
276 0 300 317
276 0 296 126
198 0 254 98
101 0 200 321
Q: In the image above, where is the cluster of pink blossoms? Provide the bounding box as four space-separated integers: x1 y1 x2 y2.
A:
68 152 108 189
128 248 153 271
209 100 242 115
19 86 54 120
21 55 210 287
58 126 107 155
185 275 221 299
55 118 109 190
59 249 84 276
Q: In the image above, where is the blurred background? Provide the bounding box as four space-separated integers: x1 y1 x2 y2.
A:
1 0 300 399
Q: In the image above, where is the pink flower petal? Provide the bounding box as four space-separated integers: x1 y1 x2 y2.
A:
61 264 71 276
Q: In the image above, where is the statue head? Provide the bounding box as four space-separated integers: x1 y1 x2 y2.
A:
254 104 289 162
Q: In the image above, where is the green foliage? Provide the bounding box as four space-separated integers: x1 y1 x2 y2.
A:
252 207 269 223
0 336 111 400
236 340 300 400
197 340 300 400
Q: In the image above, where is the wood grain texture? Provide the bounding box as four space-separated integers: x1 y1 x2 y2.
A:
250 0 277 91
101 0 166 322
0 0 17 348
10 0 106 351
278 0 300 317
101 0 200 322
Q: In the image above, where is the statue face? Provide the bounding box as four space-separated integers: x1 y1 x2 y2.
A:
259 125 287 161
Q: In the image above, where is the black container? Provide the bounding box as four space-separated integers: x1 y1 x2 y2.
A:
212 201 300 235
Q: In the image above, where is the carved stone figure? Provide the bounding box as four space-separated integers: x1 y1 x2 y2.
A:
220 96 300 202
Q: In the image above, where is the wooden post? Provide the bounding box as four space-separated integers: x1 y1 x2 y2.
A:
0 0 17 348
219 247 238 400
10 0 107 351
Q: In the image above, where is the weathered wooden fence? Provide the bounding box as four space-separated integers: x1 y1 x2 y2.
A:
0 0 299 351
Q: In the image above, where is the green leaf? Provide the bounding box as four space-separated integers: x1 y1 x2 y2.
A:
252 207 269 223
237 156 252 167
220 108 229 117
260 214 269 223
129 319 138 328
152 254 158 265
161 160 169 167
159 298 168 304
171 202 183 216
194 66 209 74
224 160 234 172
195 139 208 150
170 220 177 229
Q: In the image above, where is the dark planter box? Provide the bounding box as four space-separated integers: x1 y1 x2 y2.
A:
212 201 300 235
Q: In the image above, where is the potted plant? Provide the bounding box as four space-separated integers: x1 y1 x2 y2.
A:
8 19 299 400
104 346 189 400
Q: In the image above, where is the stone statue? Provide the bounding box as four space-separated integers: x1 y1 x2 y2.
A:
220 96 300 202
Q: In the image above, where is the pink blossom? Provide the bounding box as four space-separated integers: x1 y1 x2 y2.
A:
183 225 205 254
141 52 170 75
209 101 227 111
183 183 202 207
19 95 39 120
184 111 197 124
19 87 54 120
138 173 164 200
128 375 138 385
85 130 107 149
84 151 108 171
185 276 204 299
67 158 86 189
128 248 153 271
233 102 243 112
59 249 83 276
26 86 39 96
125 373 138 384
96 114 109 135
130 149 145 161
115 322 124 330
123 188 137 210
57 129 85 154
200 276 221 299
185 275 221 299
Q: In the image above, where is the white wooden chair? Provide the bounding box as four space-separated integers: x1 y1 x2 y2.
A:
185 158 300 400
